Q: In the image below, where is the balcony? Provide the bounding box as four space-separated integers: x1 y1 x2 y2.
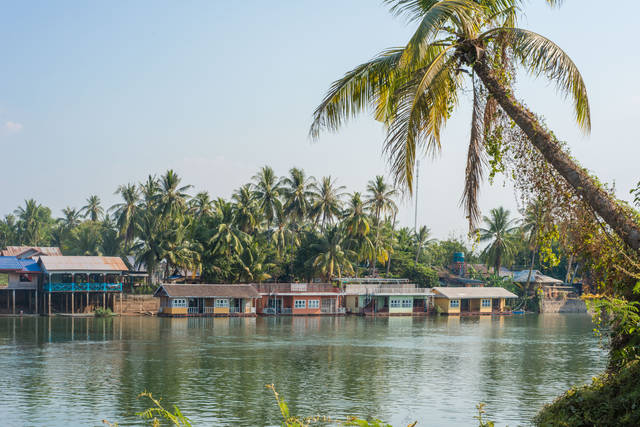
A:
44 282 123 292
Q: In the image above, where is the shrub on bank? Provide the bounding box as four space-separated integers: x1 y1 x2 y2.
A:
534 360 640 426
94 307 113 317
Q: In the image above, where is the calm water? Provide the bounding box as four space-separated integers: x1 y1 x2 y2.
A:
0 315 605 426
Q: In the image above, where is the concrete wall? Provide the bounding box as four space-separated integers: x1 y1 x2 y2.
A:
542 298 587 313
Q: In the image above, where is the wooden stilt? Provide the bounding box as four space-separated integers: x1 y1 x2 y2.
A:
102 292 106 309
12 290 15 314
35 290 38 315
120 292 123 314
71 292 74 315
48 292 51 316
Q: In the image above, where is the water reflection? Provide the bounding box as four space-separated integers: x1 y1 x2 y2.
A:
0 315 605 426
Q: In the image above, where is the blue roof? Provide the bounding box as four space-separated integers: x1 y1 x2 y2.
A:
0 256 41 273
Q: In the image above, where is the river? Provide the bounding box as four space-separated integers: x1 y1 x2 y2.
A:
0 314 605 426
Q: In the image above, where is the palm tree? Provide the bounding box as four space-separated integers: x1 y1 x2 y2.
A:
311 226 355 281
155 170 192 217
310 176 346 230
365 176 398 274
140 175 160 209
60 207 82 230
82 195 103 222
520 199 545 295
111 183 140 248
413 225 435 263
189 191 215 218
210 199 250 260
310 0 640 252
238 242 274 283
252 166 282 229
15 199 49 245
132 211 164 284
342 192 373 272
271 206 300 258
232 184 261 234
478 207 519 274
281 167 315 225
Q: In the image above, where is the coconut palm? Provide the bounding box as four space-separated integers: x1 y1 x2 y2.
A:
252 166 282 229
210 199 250 259
413 225 435 263
310 176 346 230
154 170 192 217
311 226 355 281
132 211 165 284
271 206 300 258
189 191 215 218
342 193 370 238
310 0 640 251
15 199 50 245
365 176 398 274
520 199 546 294
140 175 160 209
82 195 103 222
232 184 261 234
111 183 140 248
281 167 315 225
478 207 519 274
238 242 274 283
60 207 82 230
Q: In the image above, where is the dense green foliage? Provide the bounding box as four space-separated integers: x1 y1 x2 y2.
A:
534 360 640 426
0 167 467 285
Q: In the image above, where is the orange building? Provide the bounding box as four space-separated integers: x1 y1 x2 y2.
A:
254 283 344 315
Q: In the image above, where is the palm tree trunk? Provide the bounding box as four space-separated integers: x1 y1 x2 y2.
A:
525 247 536 298
473 55 640 252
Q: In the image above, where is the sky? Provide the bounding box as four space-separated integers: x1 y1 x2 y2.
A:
1 1 639 240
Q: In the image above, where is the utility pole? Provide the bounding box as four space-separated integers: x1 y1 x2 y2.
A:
414 160 420 232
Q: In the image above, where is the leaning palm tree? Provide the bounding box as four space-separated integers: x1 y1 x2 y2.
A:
310 176 346 230
310 0 640 252
478 207 519 274
252 166 282 229
111 183 140 249
413 225 435 263
82 195 103 222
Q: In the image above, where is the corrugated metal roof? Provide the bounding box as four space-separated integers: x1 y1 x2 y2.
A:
433 287 517 299
0 256 41 273
39 256 128 272
154 284 260 299
511 270 563 284
1 246 63 257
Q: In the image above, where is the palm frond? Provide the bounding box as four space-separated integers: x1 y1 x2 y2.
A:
461 78 486 232
480 27 590 132
309 48 403 139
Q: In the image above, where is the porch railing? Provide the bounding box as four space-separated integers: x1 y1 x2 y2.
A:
281 308 292 314
203 307 215 314
45 282 123 292
263 308 276 314
229 307 241 313
187 307 199 314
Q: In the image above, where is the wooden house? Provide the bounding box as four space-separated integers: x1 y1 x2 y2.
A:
432 287 517 315
154 284 259 317
254 283 344 315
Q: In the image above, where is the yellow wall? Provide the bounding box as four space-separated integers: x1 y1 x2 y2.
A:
499 298 505 311
214 307 230 314
435 298 459 314
480 299 492 313
345 296 358 312
162 307 187 315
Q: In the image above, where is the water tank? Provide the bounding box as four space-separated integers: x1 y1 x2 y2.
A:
453 252 465 263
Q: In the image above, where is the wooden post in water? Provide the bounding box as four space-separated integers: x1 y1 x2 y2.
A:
71 292 74 315
48 292 51 316
35 290 38 315
120 292 123 314
86 292 89 313
12 290 15 314
102 292 106 309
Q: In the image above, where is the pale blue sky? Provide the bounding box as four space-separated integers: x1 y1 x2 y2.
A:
1 1 638 239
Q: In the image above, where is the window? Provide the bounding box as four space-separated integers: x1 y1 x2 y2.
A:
172 299 187 308
450 299 460 308
401 299 412 308
481 299 491 308
308 300 319 309
19 274 32 283
215 299 229 308
390 298 401 308
294 300 306 309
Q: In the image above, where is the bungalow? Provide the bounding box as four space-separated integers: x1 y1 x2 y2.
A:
0 256 42 314
432 287 517 315
39 256 128 315
154 284 259 317
254 283 344 315
341 278 434 316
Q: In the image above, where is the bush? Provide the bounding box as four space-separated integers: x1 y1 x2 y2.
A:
534 360 640 426
94 307 113 317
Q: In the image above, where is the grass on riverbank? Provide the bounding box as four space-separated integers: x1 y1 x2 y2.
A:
534 360 640 426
